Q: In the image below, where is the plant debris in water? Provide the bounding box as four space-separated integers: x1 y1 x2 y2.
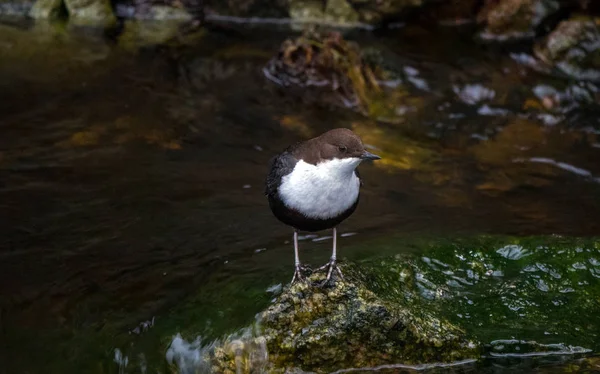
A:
263 29 388 115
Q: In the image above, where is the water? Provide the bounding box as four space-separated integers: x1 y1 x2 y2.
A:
0 18 599 373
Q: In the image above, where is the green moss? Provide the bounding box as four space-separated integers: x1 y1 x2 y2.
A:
258 267 480 372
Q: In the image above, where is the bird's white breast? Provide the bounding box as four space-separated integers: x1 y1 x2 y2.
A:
278 158 361 220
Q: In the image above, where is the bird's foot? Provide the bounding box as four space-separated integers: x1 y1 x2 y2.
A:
316 258 344 286
291 264 309 284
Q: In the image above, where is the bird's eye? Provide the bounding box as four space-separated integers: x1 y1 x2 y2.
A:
338 145 347 152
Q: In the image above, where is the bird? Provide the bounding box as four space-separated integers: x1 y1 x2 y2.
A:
264 128 381 284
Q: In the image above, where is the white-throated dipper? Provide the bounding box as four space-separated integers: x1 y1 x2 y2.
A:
265 128 381 284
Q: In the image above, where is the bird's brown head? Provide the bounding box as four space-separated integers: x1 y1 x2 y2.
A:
315 128 381 162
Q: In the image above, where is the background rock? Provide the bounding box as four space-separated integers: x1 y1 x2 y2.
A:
324 0 360 25
534 16 600 81
348 0 426 24
64 0 115 24
289 0 325 23
477 0 560 40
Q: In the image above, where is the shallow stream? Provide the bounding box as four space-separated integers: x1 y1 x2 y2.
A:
1 18 599 373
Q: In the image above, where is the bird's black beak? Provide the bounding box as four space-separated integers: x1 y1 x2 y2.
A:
360 151 381 160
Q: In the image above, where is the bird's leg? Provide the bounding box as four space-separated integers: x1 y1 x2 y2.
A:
316 227 344 285
291 230 305 283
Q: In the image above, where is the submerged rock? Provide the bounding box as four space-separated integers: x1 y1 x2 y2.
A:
477 0 560 40
259 267 479 372
534 16 600 81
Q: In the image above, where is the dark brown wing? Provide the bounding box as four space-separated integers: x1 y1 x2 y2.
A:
265 151 299 197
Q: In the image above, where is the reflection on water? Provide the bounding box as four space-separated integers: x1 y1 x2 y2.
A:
1 18 600 373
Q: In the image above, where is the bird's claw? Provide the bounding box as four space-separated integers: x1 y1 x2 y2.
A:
291 264 308 284
316 259 344 286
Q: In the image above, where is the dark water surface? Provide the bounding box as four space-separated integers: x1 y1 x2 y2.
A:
1 18 600 373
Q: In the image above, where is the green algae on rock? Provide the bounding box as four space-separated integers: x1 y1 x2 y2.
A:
258 267 480 372
167 264 480 373
534 16 600 82
161 235 600 373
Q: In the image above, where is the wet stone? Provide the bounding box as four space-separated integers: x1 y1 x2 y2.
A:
191 264 480 373
534 16 600 82
257 266 480 372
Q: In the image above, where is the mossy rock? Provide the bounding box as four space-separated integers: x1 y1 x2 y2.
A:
258 266 480 372
178 264 480 373
167 235 600 373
